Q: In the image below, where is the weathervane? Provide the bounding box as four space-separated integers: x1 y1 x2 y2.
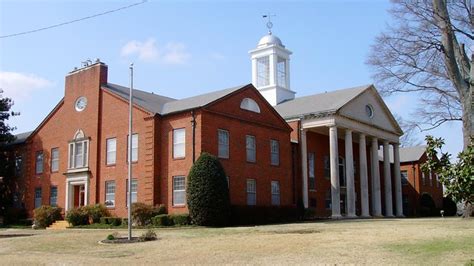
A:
262 13 276 34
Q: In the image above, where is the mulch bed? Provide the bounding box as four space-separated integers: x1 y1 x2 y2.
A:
99 237 157 244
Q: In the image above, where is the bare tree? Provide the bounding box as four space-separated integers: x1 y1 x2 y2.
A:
394 114 423 147
367 0 473 150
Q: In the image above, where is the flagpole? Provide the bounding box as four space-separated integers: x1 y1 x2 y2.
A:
128 63 134 240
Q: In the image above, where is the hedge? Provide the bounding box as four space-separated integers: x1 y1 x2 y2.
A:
99 217 122 226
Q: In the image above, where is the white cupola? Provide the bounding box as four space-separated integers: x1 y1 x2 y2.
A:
249 25 295 106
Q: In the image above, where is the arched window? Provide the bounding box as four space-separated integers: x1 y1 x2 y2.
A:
69 129 89 169
240 98 261 113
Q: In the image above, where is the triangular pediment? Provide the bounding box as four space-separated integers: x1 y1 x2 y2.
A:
338 86 403 135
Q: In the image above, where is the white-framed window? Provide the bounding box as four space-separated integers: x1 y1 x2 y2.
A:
422 172 427 186
246 135 256 163
51 148 59 172
429 171 433 186
106 138 117 165
401 170 409 186
34 187 42 209
246 179 256 206
277 57 287 88
270 139 279 166
240 98 261 113
15 155 23 176
218 129 229 159
127 134 138 162
173 176 186 206
256 56 270 87
35 151 43 174
126 179 138 207
308 153 315 190
50 186 58 207
173 128 185 159
105 181 115 208
271 181 280 206
68 141 89 169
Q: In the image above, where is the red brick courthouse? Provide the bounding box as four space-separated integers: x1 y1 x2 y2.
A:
9 32 442 218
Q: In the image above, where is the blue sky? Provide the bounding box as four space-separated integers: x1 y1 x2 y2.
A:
0 0 463 157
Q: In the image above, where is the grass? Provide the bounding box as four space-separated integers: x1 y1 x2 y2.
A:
0 217 472 264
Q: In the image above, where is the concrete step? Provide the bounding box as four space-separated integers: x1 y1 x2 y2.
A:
46 220 70 230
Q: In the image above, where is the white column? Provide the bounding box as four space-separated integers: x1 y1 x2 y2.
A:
65 181 70 211
329 126 341 218
269 54 276 87
393 143 404 217
251 58 257 85
84 179 89 206
371 137 382 216
301 128 309 208
345 129 356 218
383 141 394 217
359 134 370 217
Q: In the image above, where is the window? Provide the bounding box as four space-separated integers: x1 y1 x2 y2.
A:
323 155 330 179
429 171 433 186
246 135 256 163
34 188 42 209
277 57 286 87
365 104 374 118
126 179 138 207
173 128 185 159
173 176 186 206
271 181 280 206
422 172 427 186
218 129 229 159
270 140 279 166
226 176 230 188
68 141 89 169
256 56 269 87
35 151 44 174
308 153 315 190
105 181 115 207
127 134 138 162
325 189 331 210
50 186 58 207
106 138 117 165
436 174 440 188
401 170 408 186
15 155 23 176
339 157 346 187
240 98 261 113
246 179 256 206
51 148 59 172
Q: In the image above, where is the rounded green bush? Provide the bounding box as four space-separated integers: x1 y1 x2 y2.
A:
65 207 89 226
83 204 110 224
33 206 62 228
187 152 230 226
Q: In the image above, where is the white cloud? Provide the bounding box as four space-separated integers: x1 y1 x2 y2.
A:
120 38 191 65
0 71 53 101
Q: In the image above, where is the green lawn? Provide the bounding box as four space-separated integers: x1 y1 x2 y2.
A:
0 217 472 265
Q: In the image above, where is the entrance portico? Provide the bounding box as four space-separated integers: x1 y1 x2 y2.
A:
300 114 403 218
65 173 90 211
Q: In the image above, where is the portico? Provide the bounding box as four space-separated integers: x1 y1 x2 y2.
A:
299 113 403 218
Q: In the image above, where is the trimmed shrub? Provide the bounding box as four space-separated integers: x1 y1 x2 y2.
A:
187 152 230 226
442 197 457 216
66 207 89 226
100 217 122 226
84 204 110 224
131 202 156 226
151 214 170 226
169 214 190 226
155 204 167 215
140 229 157 241
33 206 62 228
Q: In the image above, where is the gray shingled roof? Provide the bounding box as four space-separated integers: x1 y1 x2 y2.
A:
378 145 427 163
274 85 370 119
103 83 246 115
9 131 33 145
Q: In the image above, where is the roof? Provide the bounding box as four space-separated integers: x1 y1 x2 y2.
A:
103 83 246 115
274 85 369 119
378 145 427 163
6 131 33 146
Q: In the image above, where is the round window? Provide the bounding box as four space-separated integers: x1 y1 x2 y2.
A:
365 104 374 118
75 96 88 112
